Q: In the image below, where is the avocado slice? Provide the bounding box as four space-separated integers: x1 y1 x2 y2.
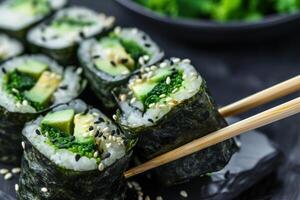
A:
17 60 48 79
42 109 75 135
95 59 130 76
74 114 95 144
24 71 61 107
131 68 173 100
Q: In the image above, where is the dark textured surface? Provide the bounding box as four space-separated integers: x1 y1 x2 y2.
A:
0 0 299 199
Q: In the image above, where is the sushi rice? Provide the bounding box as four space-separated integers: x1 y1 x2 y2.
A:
0 34 24 62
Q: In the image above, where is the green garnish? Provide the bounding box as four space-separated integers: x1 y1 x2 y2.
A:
52 16 95 29
41 125 99 160
144 70 183 108
135 0 300 22
9 0 50 16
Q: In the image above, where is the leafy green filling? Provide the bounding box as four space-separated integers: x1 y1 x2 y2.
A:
144 70 183 108
135 0 300 22
109 34 149 68
4 71 45 110
41 125 100 161
52 16 95 29
9 0 50 16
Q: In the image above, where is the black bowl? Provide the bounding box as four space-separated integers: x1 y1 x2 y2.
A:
115 0 300 43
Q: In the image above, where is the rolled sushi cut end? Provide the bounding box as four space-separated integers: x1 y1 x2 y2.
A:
0 34 24 63
114 58 237 186
78 27 163 108
27 6 115 64
0 55 85 113
19 100 133 199
0 0 67 38
115 58 201 128
0 55 86 164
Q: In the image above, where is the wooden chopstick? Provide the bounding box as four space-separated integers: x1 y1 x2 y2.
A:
124 97 300 179
219 75 300 117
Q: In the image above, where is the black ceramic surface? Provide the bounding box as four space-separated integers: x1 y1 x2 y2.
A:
115 0 300 43
1 1 300 200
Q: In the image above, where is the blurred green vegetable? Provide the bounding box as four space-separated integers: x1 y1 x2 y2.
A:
135 0 300 22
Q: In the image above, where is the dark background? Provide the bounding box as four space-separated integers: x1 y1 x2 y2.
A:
71 0 300 199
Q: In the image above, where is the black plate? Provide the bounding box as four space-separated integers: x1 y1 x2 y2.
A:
115 0 300 43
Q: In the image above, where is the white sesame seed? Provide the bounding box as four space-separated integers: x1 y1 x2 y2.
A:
180 190 188 198
149 103 155 108
16 102 22 108
139 57 145 65
112 114 117 120
114 26 121 34
172 58 180 64
156 196 163 200
21 141 25 150
143 55 150 61
172 88 178 93
127 182 133 189
4 173 12 180
76 68 83 75
159 62 167 68
182 59 191 64
166 97 172 102
98 163 105 171
22 100 28 106
119 94 127 101
93 151 99 158
130 97 136 104
15 184 19 192
0 169 9 174
12 88 19 93
41 187 48 193
103 127 109 132
166 77 171 84
150 65 157 70
12 168 21 174
159 94 166 98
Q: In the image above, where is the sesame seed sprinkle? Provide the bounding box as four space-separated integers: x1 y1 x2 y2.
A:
41 187 48 193
15 184 19 192
4 173 12 180
0 169 9 175
12 168 21 174
21 141 25 150
182 59 191 64
166 77 171 84
160 62 167 68
130 97 136 104
180 190 188 198
98 163 105 171
112 115 117 120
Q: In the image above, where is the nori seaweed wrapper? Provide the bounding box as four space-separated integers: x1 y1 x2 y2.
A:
115 76 238 186
78 28 164 109
0 0 68 41
18 99 135 200
27 7 115 65
18 136 132 200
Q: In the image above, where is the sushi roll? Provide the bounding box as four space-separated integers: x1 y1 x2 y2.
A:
0 34 24 63
27 6 115 65
18 100 134 200
0 55 86 163
114 58 238 186
0 0 67 40
78 27 164 108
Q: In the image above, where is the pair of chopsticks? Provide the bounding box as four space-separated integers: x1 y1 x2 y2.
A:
125 75 300 179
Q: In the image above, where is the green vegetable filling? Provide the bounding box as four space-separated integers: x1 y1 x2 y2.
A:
9 0 51 16
51 16 95 30
135 0 300 22
41 125 99 161
4 71 45 110
144 70 183 108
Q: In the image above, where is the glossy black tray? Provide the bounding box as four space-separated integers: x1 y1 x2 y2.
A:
115 0 300 43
